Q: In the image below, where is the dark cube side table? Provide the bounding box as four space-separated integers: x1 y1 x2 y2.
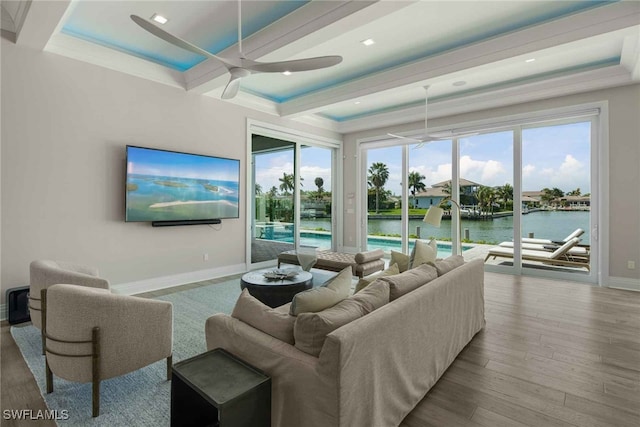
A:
171 348 271 427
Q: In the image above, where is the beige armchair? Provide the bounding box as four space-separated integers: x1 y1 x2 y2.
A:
29 260 110 329
42 284 173 417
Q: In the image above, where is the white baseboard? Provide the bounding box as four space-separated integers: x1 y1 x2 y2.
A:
606 276 640 292
111 263 247 296
0 265 247 322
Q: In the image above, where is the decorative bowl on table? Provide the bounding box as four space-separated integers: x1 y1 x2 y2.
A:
263 269 299 280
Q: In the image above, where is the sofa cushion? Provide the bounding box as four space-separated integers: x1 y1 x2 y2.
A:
432 255 465 276
390 251 410 273
355 263 399 293
290 267 352 315
294 279 389 356
380 263 438 301
232 289 296 344
354 248 384 264
409 239 437 268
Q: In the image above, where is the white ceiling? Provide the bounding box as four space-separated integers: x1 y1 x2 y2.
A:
2 0 639 133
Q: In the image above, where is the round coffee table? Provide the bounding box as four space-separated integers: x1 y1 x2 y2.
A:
240 269 313 308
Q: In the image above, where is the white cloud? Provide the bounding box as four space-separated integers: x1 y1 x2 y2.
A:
300 165 332 188
459 155 508 186
523 164 536 177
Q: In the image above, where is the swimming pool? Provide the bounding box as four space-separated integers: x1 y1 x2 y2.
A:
264 228 470 258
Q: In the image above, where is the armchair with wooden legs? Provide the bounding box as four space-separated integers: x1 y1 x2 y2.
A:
42 284 173 417
29 260 110 354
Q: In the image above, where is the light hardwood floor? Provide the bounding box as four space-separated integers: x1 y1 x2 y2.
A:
2 272 639 426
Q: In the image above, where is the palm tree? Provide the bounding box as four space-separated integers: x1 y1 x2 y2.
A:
367 162 389 213
541 187 564 207
567 188 581 196
497 183 513 210
278 173 294 195
254 183 262 196
314 177 324 200
408 171 426 208
475 186 496 214
266 186 278 221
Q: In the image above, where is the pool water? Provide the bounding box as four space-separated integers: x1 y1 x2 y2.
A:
267 229 469 258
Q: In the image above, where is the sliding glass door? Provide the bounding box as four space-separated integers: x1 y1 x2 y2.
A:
251 136 296 264
299 144 333 251
359 109 599 283
459 131 514 265
249 130 338 267
520 120 593 277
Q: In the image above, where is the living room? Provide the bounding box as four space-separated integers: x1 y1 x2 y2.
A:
2 1 639 426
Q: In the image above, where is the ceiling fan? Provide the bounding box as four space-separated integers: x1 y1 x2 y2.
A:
131 0 342 99
388 85 477 148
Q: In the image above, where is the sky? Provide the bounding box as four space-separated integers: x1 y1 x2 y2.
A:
127 146 240 182
254 146 332 193
369 121 591 195
253 121 591 196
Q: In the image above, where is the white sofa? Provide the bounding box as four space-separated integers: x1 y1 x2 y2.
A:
205 258 485 427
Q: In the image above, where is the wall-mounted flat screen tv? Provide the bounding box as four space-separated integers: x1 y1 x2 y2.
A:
125 146 240 222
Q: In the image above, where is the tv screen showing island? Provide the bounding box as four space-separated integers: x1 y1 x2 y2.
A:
125 146 240 222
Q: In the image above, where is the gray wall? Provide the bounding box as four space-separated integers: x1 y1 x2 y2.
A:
342 85 640 282
0 38 339 302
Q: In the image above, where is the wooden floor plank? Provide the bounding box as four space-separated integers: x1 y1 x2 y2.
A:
2 272 639 427
471 406 530 427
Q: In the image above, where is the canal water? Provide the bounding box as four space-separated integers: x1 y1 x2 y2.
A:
301 210 590 245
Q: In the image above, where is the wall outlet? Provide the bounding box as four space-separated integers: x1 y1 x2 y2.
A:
203 253 209 262
628 260 636 270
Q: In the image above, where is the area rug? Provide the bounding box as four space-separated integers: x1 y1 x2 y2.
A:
10 269 339 426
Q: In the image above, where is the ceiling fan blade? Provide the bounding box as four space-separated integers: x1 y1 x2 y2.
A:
130 15 240 69
426 130 479 139
221 68 250 99
387 133 432 143
245 56 343 73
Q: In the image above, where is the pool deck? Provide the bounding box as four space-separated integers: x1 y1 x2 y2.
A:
252 238 589 275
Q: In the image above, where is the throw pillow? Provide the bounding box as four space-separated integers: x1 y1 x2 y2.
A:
354 248 384 264
231 289 296 344
380 263 438 301
432 255 465 276
409 239 437 268
294 279 390 356
290 266 352 315
390 251 410 273
355 263 399 293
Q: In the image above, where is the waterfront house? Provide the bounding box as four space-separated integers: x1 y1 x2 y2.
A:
414 178 482 208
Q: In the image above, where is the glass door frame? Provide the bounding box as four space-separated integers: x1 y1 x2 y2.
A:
246 119 342 269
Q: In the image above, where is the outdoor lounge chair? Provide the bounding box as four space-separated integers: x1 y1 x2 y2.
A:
485 237 590 271
521 228 584 245
498 241 589 257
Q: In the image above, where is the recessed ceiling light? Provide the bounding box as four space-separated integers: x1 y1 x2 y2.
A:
361 38 375 46
354 101 361 105
151 13 168 24
282 70 292 76
453 81 466 87
525 58 536 63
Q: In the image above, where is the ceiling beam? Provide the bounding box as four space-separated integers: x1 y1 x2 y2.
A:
620 32 640 81
15 0 70 49
279 1 640 118
335 64 633 134
45 32 186 89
